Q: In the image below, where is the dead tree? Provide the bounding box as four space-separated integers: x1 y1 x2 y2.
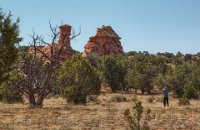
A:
8 22 80 108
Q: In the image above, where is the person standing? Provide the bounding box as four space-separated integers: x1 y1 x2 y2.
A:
163 86 169 107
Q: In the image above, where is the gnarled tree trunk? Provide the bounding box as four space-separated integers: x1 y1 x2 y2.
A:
28 92 36 108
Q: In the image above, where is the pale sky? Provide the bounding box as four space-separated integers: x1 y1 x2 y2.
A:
1 0 200 54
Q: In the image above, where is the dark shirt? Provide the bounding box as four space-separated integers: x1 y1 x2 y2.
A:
163 87 168 98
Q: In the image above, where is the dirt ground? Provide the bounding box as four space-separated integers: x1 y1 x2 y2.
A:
0 93 200 130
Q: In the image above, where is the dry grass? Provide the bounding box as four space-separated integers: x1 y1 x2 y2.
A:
0 93 200 130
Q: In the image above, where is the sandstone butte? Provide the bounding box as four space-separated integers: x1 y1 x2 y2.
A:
83 25 124 57
29 24 124 62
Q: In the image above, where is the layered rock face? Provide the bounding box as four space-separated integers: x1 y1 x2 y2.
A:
29 24 75 62
83 25 124 57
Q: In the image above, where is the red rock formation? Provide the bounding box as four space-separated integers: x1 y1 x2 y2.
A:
83 25 124 57
58 24 75 61
29 24 75 62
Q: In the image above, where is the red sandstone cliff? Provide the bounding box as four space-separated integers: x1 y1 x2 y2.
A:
83 25 124 57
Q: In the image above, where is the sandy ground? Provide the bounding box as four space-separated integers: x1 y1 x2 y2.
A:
0 93 200 130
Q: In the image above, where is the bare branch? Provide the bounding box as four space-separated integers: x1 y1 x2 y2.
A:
70 26 81 40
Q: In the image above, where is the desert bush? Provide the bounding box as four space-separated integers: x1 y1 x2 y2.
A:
178 96 190 106
184 82 199 99
124 101 151 130
0 88 23 103
110 95 127 102
147 96 154 103
0 70 24 103
57 55 101 104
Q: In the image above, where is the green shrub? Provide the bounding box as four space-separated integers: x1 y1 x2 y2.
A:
184 82 199 99
98 56 127 92
57 55 101 104
178 96 190 106
0 90 23 103
110 95 127 102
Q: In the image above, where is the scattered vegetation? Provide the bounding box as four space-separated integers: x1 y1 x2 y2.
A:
1 7 200 110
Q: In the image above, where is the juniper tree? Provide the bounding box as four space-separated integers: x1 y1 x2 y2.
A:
0 9 22 84
57 54 101 104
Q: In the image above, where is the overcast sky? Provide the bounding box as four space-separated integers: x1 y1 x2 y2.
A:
1 0 200 54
